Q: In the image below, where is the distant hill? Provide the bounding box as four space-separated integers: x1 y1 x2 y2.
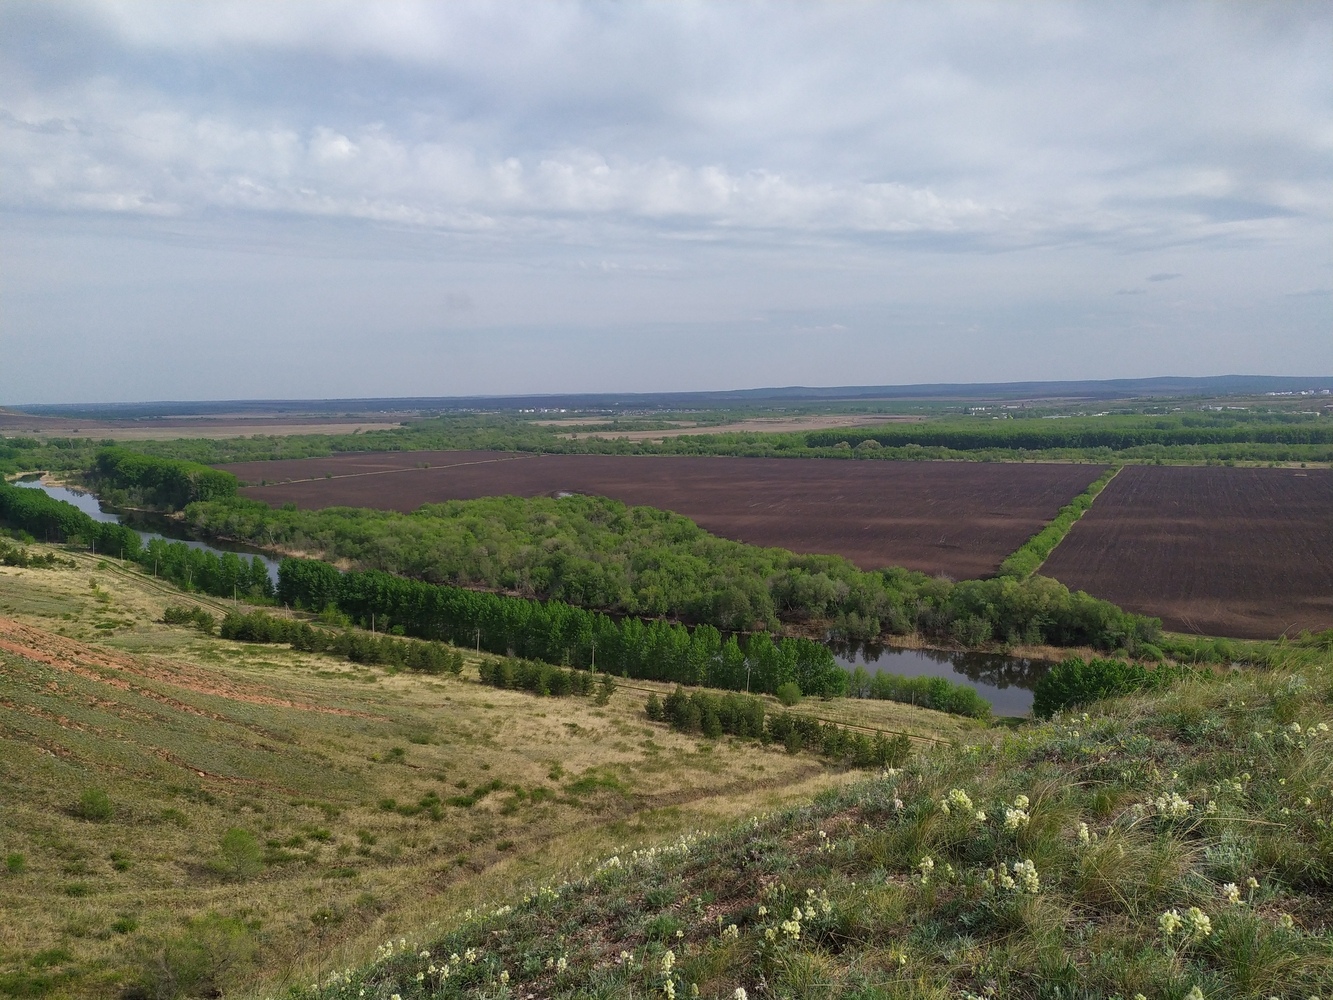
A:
8 375 1333 420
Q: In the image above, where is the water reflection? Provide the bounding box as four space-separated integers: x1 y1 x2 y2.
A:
13 479 280 585
828 639 1049 717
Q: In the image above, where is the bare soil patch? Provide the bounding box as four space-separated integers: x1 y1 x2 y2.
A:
224 452 1106 579
561 413 926 441
1042 465 1333 639
0 407 402 440
0 616 372 718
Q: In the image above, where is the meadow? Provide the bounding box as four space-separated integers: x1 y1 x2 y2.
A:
0 551 974 999
280 631 1333 1000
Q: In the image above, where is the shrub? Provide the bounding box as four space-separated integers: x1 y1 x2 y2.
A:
162 604 216 633
74 788 113 822
594 672 617 706
125 913 256 1000
644 693 663 721
212 828 263 882
1032 656 1194 718
775 682 803 706
859 671 991 720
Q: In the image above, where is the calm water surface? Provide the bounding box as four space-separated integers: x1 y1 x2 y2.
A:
830 641 1048 716
15 479 280 584
14 482 1044 712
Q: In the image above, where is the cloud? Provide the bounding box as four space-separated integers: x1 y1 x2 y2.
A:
0 1 1329 401
2 3 1328 252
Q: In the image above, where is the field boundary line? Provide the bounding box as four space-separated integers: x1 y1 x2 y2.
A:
996 464 1122 580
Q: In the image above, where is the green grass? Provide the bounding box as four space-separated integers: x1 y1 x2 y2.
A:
0 552 965 998
282 640 1333 1000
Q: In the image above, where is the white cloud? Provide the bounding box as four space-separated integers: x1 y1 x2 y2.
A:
0 1 1329 401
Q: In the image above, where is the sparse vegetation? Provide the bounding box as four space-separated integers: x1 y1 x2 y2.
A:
285 638 1333 1000
1 548 965 997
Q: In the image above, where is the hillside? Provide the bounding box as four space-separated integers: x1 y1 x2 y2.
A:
279 637 1333 999
0 551 972 998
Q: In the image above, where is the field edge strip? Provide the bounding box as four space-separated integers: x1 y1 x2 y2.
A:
995 465 1121 580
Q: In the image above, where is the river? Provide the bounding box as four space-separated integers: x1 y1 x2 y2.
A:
14 479 1044 713
14 479 281 585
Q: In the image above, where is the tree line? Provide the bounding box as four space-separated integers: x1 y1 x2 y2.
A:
186 492 1162 652
92 447 238 510
0 480 272 601
211 608 465 674
997 467 1119 579
805 412 1333 452
276 556 853 698
647 685 914 767
5 406 1331 486
0 481 998 714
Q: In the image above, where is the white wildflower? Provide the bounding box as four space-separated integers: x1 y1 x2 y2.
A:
1222 882 1241 905
1012 859 1040 893
1184 907 1213 941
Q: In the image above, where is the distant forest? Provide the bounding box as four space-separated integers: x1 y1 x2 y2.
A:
2 408 1331 478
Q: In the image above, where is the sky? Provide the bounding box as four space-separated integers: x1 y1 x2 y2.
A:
1 1 1330 404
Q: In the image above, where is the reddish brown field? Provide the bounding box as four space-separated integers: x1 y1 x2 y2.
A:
222 452 1106 579
1043 465 1333 639
221 449 533 483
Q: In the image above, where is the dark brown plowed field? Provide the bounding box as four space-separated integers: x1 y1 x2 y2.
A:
1043 465 1333 639
220 449 535 483
222 452 1107 579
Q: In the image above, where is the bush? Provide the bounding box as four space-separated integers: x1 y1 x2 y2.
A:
126 913 256 1000
644 693 663 721
775 682 803 706
74 788 113 822
1032 656 1194 718
859 671 991 720
212 828 263 882
594 672 616 706
162 604 216 633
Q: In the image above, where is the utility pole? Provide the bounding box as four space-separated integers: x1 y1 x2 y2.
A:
475 627 481 652
590 637 596 674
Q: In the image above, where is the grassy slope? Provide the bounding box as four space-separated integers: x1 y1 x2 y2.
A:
0 552 973 999
286 648 1333 999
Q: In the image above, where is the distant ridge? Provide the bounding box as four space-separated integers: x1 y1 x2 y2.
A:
10 375 1332 418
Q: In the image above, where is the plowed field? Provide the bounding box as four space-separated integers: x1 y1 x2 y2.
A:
1043 465 1333 639
222 452 1107 579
